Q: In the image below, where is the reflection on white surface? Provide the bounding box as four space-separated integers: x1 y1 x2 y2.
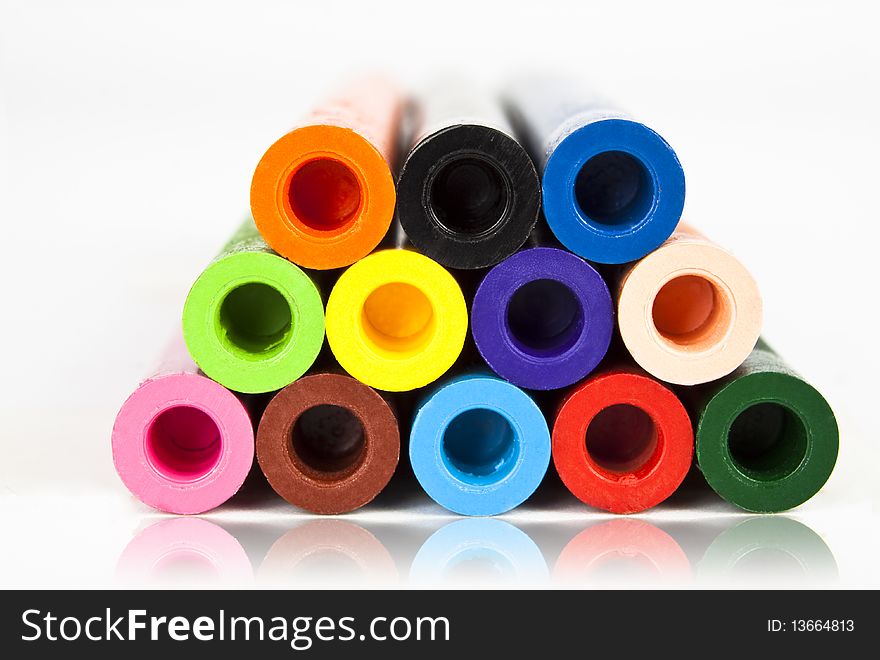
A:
113 514 837 589
410 519 548 588
115 517 253 587
698 516 838 586
554 519 692 587
258 520 398 588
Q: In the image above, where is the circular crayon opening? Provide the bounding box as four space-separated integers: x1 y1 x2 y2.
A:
218 282 293 358
651 274 733 351
574 150 653 229
288 158 362 232
361 282 436 355
727 402 808 481
291 404 367 474
429 156 509 236
506 279 584 357
442 408 519 482
585 404 660 475
145 406 223 482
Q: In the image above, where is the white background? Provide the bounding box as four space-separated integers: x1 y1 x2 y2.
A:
0 0 877 589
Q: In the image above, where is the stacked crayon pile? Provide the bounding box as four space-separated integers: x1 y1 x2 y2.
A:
112 78 838 517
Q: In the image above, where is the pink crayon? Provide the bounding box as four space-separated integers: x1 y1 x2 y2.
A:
112 334 255 514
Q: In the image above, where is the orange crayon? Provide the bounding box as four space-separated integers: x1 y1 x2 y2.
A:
251 79 401 269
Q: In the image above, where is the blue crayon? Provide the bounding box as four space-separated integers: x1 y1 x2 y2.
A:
504 78 685 264
409 373 551 516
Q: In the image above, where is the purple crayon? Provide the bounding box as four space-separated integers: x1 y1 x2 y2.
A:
472 247 613 390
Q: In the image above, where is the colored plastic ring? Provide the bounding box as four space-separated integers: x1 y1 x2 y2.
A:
251 127 396 269
409 374 551 516
183 249 324 394
256 373 399 514
397 124 540 269
472 247 613 390
112 372 254 514
695 369 838 512
553 369 693 514
325 249 467 392
617 225 762 385
543 119 685 263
